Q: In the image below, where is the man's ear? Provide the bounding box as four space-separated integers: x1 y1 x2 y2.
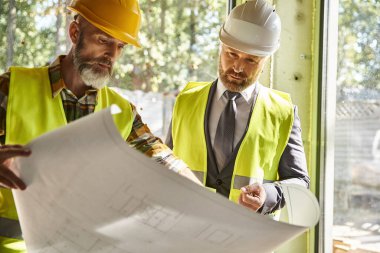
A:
69 21 80 45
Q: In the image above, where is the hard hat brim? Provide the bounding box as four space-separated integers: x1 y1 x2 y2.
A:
67 6 141 48
219 27 278 57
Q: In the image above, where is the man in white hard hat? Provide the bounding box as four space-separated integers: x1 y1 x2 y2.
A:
0 0 199 252
166 0 310 216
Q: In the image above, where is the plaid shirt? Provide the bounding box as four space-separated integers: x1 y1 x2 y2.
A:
0 56 187 172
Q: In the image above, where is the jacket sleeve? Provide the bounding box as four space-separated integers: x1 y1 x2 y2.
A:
259 105 310 214
165 119 174 149
126 110 188 173
0 71 11 145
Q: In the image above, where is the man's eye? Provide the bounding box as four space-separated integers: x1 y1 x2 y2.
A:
99 37 107 44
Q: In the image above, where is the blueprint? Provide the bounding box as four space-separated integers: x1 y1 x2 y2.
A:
12 106 319 253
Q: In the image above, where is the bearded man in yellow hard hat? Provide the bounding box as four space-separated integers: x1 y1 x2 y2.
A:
166 0 310 217
0 1 199 252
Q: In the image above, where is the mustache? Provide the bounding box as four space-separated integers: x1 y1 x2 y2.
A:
225 69 247 79
79 57 113 69
90 58 113 68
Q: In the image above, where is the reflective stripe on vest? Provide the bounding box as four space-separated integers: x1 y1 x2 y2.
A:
0 218 22 240
1 66 134 252
172 81 294 204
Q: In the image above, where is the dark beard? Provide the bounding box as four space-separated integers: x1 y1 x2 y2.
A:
218 64 251 92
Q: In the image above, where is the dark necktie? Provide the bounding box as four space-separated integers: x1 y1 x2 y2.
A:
213 90 241 171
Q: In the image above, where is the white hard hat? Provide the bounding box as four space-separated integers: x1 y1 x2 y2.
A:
219 0 281 57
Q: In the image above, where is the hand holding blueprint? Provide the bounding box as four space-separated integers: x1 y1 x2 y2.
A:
13 106 320 253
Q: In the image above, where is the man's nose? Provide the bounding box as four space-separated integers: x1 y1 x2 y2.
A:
232 60 244 73
104 44 119 61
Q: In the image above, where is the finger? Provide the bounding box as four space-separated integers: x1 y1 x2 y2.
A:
241 192 261 207
0 175 18 189
239 193 260 211
241 186 260 200
0 146 31 154
0 167 26 190
0 145 25 149
238 194 251 207
243 184 261 195
0 148 31 161
0 174 25 190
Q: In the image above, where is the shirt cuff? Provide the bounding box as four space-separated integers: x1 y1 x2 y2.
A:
259 183 283 215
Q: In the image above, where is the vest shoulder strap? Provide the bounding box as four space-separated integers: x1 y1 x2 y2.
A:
182 82 211 93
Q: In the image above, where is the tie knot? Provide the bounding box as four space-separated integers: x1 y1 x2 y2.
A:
224 91 241 101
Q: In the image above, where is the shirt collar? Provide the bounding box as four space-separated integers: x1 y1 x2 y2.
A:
48 56 65 98
216 79 257 104
48 55 97 98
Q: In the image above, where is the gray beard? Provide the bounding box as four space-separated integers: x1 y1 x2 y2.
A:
73 49 111 89
79 67 110 90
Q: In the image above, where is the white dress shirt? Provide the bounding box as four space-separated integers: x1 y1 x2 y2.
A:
208 79 258 148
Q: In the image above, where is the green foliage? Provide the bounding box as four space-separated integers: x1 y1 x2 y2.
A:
0 0 225 92
337 0 380 89
114 0 225 92
1 1 378 92
0 0 56 70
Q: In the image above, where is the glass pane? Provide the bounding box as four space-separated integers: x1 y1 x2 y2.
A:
0 0 226 138
116 0 226 138
333 0 380 252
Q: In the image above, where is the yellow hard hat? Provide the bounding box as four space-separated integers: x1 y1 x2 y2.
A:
67 0 141 47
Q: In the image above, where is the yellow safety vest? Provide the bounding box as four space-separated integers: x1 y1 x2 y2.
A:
172 82 294 203
0 66 134 252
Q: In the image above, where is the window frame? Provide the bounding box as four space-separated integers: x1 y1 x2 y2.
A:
317 0 339 252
